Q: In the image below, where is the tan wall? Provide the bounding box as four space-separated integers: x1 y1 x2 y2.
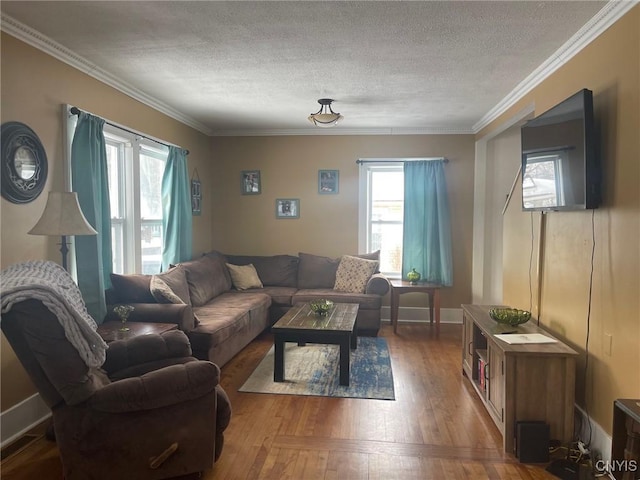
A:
0 34 214 411
479 7 640 433
210 134 475 311
9 8 633 434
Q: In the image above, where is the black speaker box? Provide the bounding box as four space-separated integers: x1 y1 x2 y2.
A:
516 421 550 463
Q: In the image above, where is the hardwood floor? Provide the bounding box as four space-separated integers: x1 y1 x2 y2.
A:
1 323 558 479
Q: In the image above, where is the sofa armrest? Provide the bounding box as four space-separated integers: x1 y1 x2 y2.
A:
366 273 390 296
104 303 195 331
90 361 220 413
102 330 193 375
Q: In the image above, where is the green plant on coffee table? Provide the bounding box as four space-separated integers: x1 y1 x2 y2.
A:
489 308 531 327
309 299 334 316
114 304 135 332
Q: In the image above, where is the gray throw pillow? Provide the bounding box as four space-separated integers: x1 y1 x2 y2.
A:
150 266 191 306
179 253 232 306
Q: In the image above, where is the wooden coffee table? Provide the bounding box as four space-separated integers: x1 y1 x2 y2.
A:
271 302 359 386
97 321 178 343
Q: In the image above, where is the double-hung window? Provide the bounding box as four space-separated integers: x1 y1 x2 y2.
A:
104 125 168 274
359 161 405 278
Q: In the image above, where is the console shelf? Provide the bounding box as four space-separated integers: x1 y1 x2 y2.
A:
461 304 578 453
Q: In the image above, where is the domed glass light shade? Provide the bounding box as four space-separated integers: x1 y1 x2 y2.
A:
308 99 344 127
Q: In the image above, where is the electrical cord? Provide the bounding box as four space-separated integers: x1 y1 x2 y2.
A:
523 208 596 451
583 209 596 448
546 212 597 470
548 440 611 478
529 212 535 320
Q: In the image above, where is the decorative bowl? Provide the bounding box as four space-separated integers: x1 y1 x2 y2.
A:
309 299 334 316
407 268 421 284
489 308 531 327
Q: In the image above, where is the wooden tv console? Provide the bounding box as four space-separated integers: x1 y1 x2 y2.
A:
461 304 578 453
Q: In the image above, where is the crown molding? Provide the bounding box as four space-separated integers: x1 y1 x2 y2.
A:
3 1 635 139
1 13 469 138
473 0 638 133
211 126 475 136
1 14 214 136
0 13 478 138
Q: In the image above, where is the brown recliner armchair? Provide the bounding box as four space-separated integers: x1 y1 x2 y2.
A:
1 298 231 479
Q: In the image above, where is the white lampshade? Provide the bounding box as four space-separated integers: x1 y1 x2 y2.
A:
29 192 97 236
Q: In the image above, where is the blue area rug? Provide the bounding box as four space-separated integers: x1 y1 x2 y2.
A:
239 337 395 400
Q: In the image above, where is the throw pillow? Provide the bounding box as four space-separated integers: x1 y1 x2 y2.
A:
226 263 263 291
223 253 299 287
333 255 379 293
110 273 156 303
150 276 185 304
150 266 191 306
297 251 381 289
178 254 232 307
297 252 341 289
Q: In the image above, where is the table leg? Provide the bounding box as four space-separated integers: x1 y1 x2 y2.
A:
428 291 434 325
391 288 399 334
274 337 285 382
339 337 350 386
434 289 441 337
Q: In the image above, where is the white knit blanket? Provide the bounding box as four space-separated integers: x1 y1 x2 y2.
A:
1 260 107 368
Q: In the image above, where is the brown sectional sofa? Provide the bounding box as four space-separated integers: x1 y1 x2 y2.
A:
106 251 389 368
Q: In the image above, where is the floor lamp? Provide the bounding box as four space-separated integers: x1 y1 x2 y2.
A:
28 191 98 271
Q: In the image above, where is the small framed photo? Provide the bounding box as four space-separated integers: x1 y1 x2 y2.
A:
318 169 339 194
191 179 201 216
241 170 261 195
275 198 300 219
191 196 201 216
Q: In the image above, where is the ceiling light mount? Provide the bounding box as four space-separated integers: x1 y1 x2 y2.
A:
308 98 343 128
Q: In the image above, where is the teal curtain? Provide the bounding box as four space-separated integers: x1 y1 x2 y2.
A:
71 112 113 321
161 146 192 269
402 160 453 286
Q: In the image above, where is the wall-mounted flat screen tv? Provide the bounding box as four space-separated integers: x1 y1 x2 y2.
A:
521 88 600 211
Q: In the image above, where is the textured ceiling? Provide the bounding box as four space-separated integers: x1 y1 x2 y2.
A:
1 1 609 135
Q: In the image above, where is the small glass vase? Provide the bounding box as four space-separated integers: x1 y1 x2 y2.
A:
119 316 130 332
113 305 134 332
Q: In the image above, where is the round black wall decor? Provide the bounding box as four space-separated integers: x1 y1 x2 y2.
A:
1 122 48 204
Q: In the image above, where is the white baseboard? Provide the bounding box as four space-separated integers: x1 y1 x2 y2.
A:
575 403 613 468
0 393 51 448
381 306 462 324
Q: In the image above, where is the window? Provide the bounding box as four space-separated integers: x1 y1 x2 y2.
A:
359 162 404 277
104 126 168 274
358 157 452 286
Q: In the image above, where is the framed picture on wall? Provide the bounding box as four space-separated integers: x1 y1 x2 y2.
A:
318 169 339 194
191 195 201 216
241 170 261 195
275 198 299 219
191 172 201 216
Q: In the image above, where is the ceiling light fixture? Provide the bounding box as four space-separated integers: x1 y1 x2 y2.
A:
308 99 343 127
